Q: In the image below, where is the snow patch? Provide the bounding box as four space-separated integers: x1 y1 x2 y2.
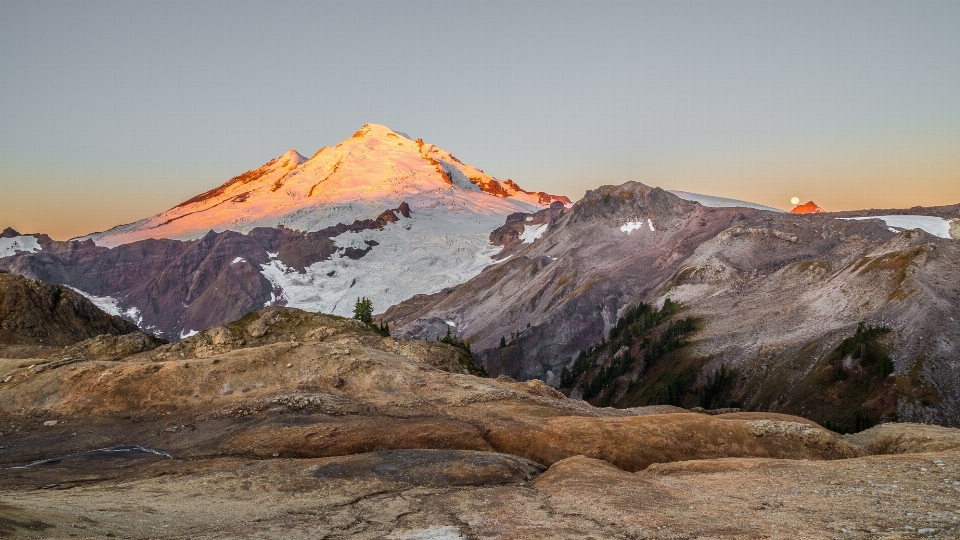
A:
231 257 245 264
445 320 457 327
620 221 645 234
124 306 143 326
840 216 953 239
647 218 655 232
180 329 199 339
68 287 121 317
0 235 41 258
519 223 548 244
525 216 533 222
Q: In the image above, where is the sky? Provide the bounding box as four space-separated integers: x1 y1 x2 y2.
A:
1 0 958 240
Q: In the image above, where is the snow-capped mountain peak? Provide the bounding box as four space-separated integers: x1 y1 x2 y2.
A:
78 124 569 247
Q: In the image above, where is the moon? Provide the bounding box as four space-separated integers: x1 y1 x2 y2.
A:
791 197 800 205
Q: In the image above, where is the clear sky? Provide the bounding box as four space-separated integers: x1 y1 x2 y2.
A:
1 0 958 240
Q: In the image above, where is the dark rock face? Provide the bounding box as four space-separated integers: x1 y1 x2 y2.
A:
0 273 139 346
0 204 412 341
387 182 960 426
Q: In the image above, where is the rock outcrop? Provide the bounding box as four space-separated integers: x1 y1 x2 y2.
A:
0 272 139 346
1 305 958 538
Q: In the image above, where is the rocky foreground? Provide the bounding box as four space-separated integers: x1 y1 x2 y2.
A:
1 307 959 538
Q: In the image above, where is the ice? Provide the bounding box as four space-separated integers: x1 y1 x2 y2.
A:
67 287 121 316
0 235 41 258
519 223 548 244
259 209 505 317
840 216 953 239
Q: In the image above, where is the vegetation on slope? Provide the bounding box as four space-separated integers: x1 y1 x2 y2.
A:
558 299 735 408
743 322 900 434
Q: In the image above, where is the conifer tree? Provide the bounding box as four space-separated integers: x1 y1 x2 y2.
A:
353 297 373 324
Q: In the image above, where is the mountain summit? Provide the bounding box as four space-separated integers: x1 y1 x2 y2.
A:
790 201 825 214
81 124 568 247
3 125 571 335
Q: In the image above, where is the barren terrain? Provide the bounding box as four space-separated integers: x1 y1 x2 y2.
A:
2 307 959 538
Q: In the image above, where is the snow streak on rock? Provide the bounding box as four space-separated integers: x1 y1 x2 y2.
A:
519 223 548 244
67 287 122 317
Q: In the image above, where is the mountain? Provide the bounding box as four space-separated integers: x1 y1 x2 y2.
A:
78 124 568 247
791 200 825 213
0 125 568 339
0 270 140 346
385 182 960 428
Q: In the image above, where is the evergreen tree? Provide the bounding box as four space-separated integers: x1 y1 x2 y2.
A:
353 297 373 324
499 336 507 348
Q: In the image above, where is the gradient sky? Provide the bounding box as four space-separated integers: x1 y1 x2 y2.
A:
1 0 958 240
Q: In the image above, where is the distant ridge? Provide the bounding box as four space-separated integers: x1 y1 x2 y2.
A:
668 190 784 213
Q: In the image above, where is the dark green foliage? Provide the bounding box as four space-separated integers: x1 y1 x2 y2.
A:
830 322 893 379
499 336 507 348
374 319 390 337
352 297 373 324
661 366 697 406
436 325 487 377
696 364 740 409
560 298 699 405
440 326 472 356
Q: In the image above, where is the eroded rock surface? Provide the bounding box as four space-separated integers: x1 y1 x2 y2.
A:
1 307 959 538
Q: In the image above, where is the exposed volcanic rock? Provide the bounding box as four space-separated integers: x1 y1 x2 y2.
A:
488 201 567 259
387 182 960 427
1 305 959 538
0 272 139 346
790 200 825 213
0 306 864 467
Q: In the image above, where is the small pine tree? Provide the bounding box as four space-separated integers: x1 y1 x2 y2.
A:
499 336 507 348
353 297 373 324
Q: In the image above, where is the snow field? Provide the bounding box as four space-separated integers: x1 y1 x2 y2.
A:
839 216 954 239
0 236 41 258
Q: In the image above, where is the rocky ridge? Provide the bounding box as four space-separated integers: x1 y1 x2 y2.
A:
0 272 140 346
386 182 960 428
